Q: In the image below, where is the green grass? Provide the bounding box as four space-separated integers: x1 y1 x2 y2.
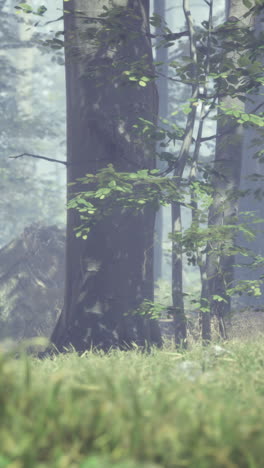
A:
1 338 264 467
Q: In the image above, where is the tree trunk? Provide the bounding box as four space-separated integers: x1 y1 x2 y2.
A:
170 0 197 347
50 0 162 353
204 0 254 339
171 203 187 348
153 0 168 283
233 10 264 310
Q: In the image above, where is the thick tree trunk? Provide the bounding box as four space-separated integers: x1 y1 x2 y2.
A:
51 0 162 353
234 11 264 310
204 0 254 339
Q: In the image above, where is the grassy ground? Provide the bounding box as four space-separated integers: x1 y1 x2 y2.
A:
1 337 264 468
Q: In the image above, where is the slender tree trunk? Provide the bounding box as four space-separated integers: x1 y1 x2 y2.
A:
50 0 162 353
170 0 199 347
171 203 186 347
200 265 211 342
205 0 254 339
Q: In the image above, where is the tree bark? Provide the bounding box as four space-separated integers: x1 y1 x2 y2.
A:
171 203 186 348
170 0 197 347
233 9 264 310
50 0 162 353
153 0 168 283
205 0 254 339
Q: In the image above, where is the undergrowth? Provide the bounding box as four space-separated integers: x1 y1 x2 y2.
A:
0 337 264 467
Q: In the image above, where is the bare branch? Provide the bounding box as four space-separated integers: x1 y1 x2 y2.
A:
200 127 235 142
1 41 36 50
9 152 142 169
251 101 264 114
43 15 64 26
9 153 68 165
157 71 193 85
148 30 189 41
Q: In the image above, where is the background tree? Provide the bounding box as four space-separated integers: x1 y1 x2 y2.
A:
203 0 256 340
153 0 168 283
0 0 66 247
233 6 264 311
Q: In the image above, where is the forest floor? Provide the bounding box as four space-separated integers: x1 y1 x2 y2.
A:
1 337 264 467
160 307 264 342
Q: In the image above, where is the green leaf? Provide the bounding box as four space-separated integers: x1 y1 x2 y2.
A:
212 295 228 303
37 5 47 15
140 76 151 82
15 3 33 13
242 0 253 7
182 106 192 115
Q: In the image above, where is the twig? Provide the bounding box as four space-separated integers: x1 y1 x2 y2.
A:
151 31 189 41
200 100 264 142
200 127 236 142
43 15 64 26
251 101 264 114
9 152 142 169
9 153 68 165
